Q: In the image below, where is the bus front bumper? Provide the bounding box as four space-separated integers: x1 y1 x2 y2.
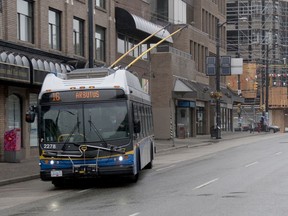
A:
40 165 134 181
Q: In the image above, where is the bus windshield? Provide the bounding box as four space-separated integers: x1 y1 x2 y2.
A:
40 101 129 144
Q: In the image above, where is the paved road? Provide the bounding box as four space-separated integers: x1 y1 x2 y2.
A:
0 133 286 216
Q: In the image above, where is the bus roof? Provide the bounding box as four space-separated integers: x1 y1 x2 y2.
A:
39 68 151 102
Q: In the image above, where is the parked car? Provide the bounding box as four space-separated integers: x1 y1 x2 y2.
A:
268 125 280 133
243 124 280 133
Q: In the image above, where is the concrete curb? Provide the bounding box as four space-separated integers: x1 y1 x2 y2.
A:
0 174 39 187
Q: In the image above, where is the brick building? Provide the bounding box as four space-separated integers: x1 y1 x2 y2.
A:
0 0 241 161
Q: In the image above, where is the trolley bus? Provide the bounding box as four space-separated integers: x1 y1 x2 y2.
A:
26 68 154 186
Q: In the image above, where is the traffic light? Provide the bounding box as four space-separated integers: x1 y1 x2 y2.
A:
253 82 258 90
237 103 242 117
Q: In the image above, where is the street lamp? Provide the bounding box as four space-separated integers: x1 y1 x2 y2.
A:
215 17 247 139
265 44 270 117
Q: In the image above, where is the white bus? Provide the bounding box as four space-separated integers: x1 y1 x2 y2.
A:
26 68 154 187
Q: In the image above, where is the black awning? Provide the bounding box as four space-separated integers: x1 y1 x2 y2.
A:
180 79 211 101
115 7 173 43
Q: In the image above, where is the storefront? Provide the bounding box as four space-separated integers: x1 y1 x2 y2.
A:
0 50 76 162
176 100 196 138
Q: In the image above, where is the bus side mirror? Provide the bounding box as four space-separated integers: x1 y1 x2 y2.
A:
134 120 141 133
25 106 36 123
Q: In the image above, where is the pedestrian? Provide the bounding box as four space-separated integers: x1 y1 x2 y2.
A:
257 122 261 133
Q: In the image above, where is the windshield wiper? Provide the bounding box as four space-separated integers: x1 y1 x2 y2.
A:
62 121 81 151
88 120 108 148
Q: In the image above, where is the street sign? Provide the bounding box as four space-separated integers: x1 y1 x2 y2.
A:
206 56 216 76
220 56 231 76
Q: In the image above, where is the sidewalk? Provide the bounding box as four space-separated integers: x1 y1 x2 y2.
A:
0 131 262 186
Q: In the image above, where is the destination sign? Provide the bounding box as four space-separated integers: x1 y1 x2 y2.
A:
40 89 126 103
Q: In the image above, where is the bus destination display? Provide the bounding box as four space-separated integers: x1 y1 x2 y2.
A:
40 89 126 103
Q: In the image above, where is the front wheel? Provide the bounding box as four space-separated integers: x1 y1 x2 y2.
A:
52 179 65 188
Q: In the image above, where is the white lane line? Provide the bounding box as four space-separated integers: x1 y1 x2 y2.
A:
245 161 259 168
129 212 140 216
275 152 282 155
156 165 175 172
77 189 91 193
193 178 219 190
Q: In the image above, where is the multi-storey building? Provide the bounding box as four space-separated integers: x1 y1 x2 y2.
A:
227 0 288 131
0 0 242 161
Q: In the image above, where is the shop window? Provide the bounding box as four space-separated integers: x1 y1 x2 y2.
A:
29 93 38 147
7 94 22 147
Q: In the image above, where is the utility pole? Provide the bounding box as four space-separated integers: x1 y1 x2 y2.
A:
215 20 222 139
88 0 94 68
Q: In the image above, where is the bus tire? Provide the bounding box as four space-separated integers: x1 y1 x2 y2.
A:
52 179 65 188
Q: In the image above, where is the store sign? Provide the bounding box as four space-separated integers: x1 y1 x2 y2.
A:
178 100 196 108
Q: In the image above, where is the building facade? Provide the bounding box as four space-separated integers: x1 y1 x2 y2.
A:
227 0 288 132
0 0 241 161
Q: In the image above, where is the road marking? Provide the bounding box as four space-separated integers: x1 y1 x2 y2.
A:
156 165 175 172
77 189 91 193
193 178 219 190
275 152 282 155
129 212 140 216
245 161 258 168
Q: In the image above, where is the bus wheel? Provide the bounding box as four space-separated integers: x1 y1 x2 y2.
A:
145 160 153 169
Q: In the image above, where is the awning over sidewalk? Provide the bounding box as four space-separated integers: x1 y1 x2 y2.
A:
0 51 75 85
178 79 211 101
173 79 197 98
115 7 173 43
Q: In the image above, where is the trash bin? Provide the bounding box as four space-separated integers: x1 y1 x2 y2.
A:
210 126 217 138
177 124 186 139
4 128 22 162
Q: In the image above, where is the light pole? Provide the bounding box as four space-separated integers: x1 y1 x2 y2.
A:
216 17 247 139
215 21 225 139
265 44 269 116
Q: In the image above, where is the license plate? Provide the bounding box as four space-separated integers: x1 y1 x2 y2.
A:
51 170 63 177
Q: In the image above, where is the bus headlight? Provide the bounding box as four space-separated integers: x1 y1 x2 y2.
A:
118 156 124 161
50 160 55 165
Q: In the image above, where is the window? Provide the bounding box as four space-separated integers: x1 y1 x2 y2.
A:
117 34 148 60
17 0 33 43
117 34 125 54
29 93 38 147
174 0 187 24
73 17 84 56
49 9 61 50
157 0 168 22
7 94 22 148
95 25 105 62
95 0 106 9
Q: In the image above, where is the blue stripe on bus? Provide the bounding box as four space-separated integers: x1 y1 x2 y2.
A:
40 154 134 170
